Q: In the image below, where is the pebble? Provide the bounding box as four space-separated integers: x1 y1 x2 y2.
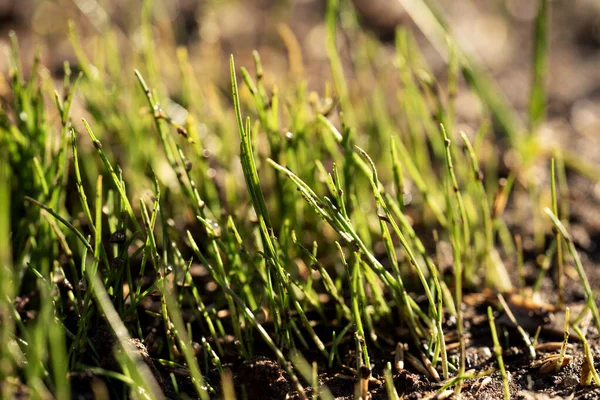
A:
465 346 492 368
561 375 579 387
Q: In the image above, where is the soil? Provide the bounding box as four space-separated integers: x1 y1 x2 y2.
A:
3 0 600 399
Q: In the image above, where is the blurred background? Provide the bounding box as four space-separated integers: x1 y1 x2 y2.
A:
0 0 599 132
1 0 600 106
2 0 600 172
1 0 599 104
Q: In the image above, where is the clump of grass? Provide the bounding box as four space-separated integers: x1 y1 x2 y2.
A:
1 0 600 398
545 209 600 334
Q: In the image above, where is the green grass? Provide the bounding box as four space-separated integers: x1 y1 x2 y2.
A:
488 306 510 400
1 0 599 398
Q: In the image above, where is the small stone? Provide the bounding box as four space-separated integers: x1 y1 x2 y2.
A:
465 346 493 368
561 375 579 387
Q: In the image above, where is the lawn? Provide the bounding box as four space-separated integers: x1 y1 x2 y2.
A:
1 0 600 398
